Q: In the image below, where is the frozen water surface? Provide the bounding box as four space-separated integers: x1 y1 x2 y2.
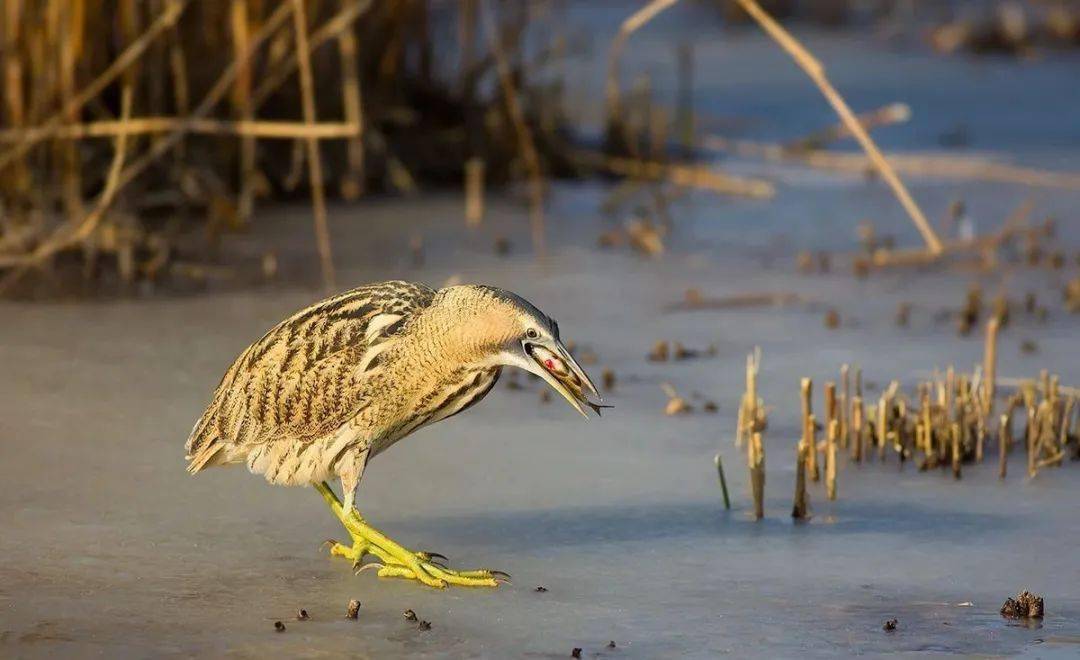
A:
3 5 1080 658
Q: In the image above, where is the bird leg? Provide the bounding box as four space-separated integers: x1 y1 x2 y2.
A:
314 481 507 588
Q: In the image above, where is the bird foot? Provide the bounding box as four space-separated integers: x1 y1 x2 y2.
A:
315 483 504 588
324 538 508 588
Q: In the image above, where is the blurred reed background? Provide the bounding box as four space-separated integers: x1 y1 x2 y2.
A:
3 0 1079 299
0 0 581 296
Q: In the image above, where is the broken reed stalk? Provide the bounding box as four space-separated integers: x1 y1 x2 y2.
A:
464 158 485 227
730 0 943 255
824 381 837 442
291 0 336 290
604 0 681 148
714 452 731 510
481 0 546 258
801 377 818 481
826 419 838 501
792 441 809 520
749 431 765 520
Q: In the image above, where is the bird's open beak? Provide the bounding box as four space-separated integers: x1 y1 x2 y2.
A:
524 339 605 418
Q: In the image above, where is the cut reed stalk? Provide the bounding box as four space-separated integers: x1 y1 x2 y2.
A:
801 377 818 481
826 419 838 501
824 381 837 440
737 349 762 447
792 441 809 520
984 317 1000 419
749 431 765 520
840 364 850 449
1027 402 1040 478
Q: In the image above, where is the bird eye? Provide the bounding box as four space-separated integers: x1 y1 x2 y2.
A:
526 328 539 340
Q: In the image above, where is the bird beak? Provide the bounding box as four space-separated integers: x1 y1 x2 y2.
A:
524 339 604 418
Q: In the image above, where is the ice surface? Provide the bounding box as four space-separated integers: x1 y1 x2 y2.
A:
3 3 1080 657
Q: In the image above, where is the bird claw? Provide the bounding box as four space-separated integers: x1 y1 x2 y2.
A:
354 560 384 574
417 550 448 562
490 570 512 583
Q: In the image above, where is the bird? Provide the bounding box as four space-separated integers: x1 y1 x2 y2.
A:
185 281 603 588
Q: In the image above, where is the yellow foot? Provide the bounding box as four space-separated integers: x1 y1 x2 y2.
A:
315 481 507 588
324 538 508 588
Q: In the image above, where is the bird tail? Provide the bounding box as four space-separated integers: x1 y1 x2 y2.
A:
186 441 223 474
184 413 223 474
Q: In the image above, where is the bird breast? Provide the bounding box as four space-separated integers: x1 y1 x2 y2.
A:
364 363 500 457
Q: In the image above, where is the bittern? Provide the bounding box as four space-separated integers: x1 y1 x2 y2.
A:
185 281 602 588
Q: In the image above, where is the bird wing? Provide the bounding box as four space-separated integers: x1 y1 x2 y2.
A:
185 280 435 472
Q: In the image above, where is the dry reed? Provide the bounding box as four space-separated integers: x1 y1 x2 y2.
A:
0 0 576 295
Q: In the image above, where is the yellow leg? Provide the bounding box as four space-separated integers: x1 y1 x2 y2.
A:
315 481 507 588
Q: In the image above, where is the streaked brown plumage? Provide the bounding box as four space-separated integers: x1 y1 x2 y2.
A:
185 280 601 588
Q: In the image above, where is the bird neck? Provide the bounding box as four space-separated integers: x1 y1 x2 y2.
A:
406 302 514 376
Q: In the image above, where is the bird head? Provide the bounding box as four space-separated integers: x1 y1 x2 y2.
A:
436 285 604 417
